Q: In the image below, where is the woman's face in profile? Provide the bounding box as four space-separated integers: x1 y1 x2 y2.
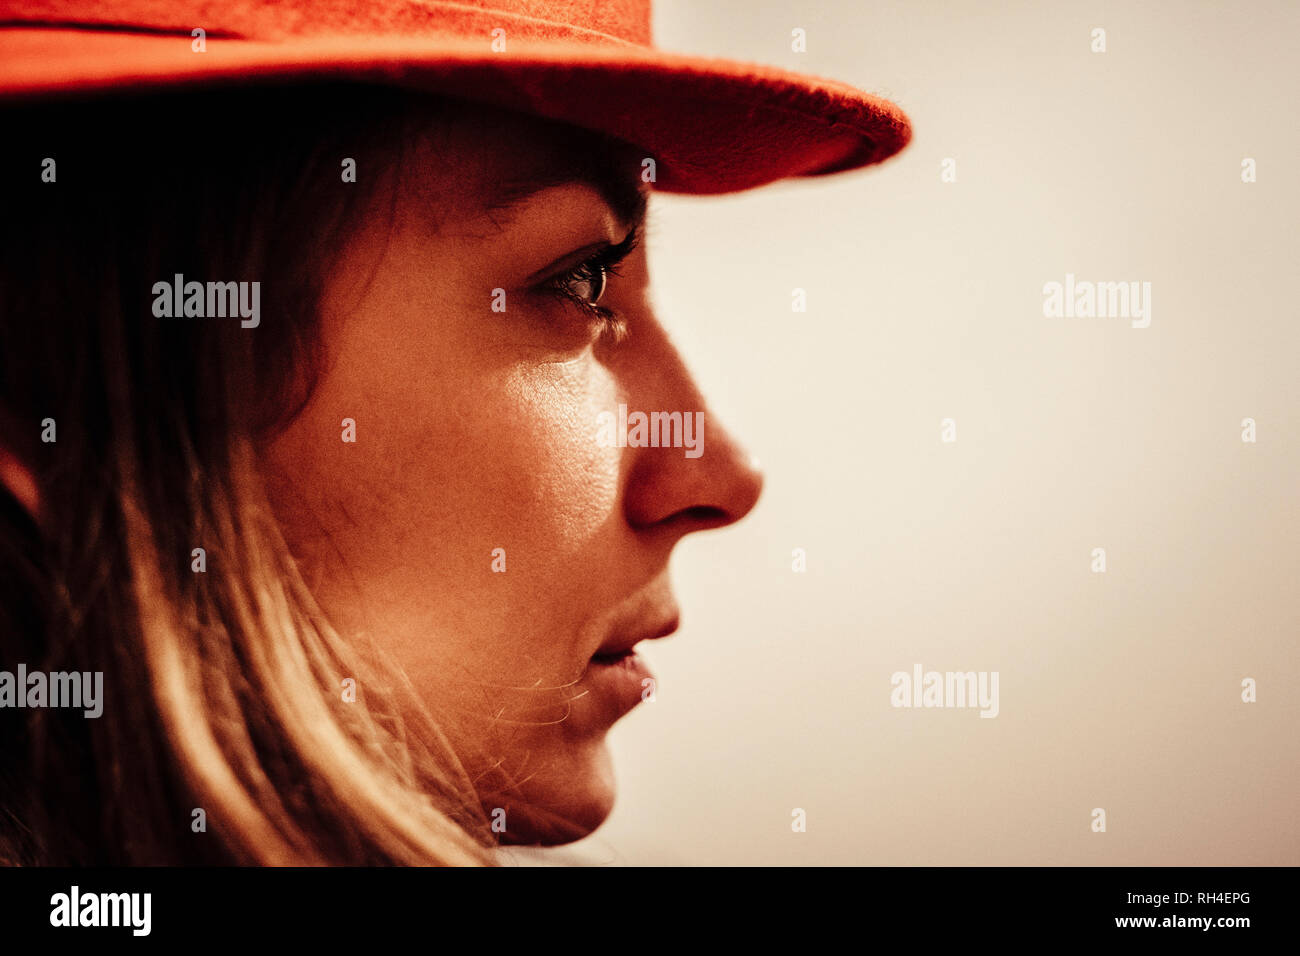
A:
260 105 764 843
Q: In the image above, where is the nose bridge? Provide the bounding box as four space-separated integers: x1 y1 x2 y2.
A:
613 318 764 531
624 315 706 414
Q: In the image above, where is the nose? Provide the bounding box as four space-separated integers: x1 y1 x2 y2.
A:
623 416 764 532
616 333 765 534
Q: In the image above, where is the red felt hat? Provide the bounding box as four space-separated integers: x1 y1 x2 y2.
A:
0 0 911 195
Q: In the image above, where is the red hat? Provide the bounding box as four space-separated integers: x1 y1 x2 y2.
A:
0 0 911 195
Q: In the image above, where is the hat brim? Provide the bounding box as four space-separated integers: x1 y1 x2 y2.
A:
0 28 911 194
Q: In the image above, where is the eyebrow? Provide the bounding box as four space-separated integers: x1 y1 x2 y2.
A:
486 160 649 234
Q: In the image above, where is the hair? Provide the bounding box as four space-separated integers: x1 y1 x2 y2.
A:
0 82 505 864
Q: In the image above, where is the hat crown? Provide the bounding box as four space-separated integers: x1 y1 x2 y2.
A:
0 0 653 45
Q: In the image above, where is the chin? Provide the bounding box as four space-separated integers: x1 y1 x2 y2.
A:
491 739 618 846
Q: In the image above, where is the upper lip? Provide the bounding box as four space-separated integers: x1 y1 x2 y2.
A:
592 613 680 658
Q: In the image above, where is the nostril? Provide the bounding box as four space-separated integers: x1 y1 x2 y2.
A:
677 504 733 530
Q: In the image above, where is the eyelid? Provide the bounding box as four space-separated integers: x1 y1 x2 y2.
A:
533 228 640 342
538 229 639 313
526 243 606 285
528 226 640 286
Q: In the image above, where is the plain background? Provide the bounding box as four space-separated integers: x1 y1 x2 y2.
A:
508 0 1299 865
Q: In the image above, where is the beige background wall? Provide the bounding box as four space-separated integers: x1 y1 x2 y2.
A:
527 0 1297 865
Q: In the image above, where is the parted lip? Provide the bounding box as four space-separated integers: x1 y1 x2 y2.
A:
592 612 680 660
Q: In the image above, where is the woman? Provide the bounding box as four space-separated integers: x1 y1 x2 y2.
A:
0 0 910 864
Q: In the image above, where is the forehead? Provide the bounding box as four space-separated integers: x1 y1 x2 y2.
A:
398 99 649 231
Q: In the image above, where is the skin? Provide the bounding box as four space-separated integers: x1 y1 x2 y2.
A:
258 104 764 844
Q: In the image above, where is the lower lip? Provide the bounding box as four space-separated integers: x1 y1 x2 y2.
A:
583 651 654 720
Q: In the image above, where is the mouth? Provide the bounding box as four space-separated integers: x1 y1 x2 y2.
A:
590 612 680 662
571 611 679 725
590 647 638 665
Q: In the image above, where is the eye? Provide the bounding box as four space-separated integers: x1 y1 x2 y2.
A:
538 227 640 338
558 260 609 308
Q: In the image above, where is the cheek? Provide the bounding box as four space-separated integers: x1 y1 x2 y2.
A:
263 327 625 681
425 359 623 562
303 248 621 562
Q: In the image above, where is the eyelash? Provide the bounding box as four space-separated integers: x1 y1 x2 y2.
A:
541 230 640 338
